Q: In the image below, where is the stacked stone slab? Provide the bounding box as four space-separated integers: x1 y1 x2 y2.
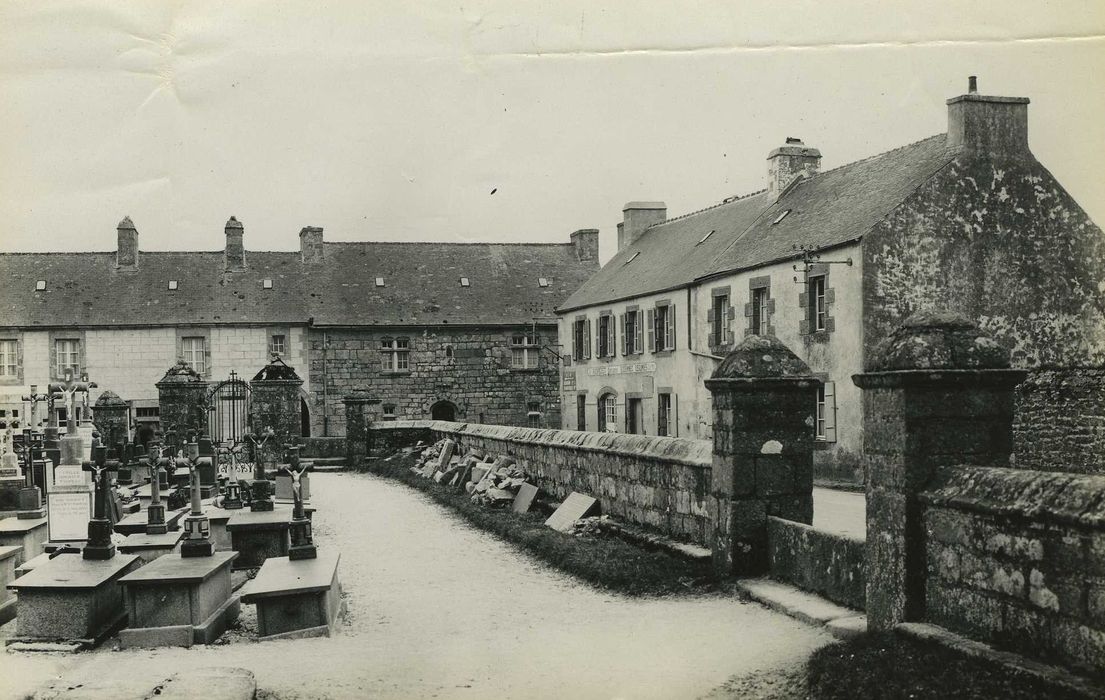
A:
704 334 819 577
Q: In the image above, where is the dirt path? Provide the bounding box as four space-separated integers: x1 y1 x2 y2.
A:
3 473 832 700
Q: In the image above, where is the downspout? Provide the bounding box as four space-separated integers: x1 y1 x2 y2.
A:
686 287 694 351
322 331 329 437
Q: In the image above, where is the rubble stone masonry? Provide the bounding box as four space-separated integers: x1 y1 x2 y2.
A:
310 327 561 437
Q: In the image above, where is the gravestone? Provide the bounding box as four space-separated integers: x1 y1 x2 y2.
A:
544 492 599 532
47 430 93 544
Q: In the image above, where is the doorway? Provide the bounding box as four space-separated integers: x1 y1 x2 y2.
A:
431 401 457 421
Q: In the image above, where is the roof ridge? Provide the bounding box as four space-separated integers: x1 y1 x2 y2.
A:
324 241 571 247
655 188 769 227
813 133 948 179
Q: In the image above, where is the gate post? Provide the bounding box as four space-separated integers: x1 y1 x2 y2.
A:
92 390 130 448
156 360 209 440
249 356 304 447
344 395 380 468
705 335 819 578
853 311 1026 630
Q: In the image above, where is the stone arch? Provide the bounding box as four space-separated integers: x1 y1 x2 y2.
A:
430 400 458 422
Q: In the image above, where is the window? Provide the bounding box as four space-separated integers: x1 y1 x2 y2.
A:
751 287 769 336
711 294 731 346
816 381 837 442
511 334 539 369
55 339 80 377
168 280 178 290
382 404 397 421
576 395 586 431
650 304 676 352
597 315 615 358
772 209 791 225
375 277 385 287
598 394 617 433
527 401 542 428
269 334 287 356
572 318 591 361
622 310 643 355
381 338 410 371
262 279 273 289
624 252 640 265
181 336 206 374
538 277 549 287
0 340 16 377
459 277 470 287
135 407 160 418
657 393 672 437
696 230 716 245
808 275 827 332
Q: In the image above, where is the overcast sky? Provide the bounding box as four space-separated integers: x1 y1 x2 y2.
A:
1 1 1102 263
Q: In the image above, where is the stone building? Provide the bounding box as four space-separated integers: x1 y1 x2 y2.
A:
556 78 1105 480
0 217 599 440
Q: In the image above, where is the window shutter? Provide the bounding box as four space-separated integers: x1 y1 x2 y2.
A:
823 381 837 442
609 317 617 358
635 310 644 354
666 306 676 350
646 309 655 352
744 302 752 317
706 306 715 346
584 320 592 359
798 290 808 308
826 317 836 333
672 394 679 437
767 298 776 314
620 314 628 356
799 319 810 336
826 288 836 305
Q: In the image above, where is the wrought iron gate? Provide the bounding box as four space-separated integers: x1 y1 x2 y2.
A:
206 371 251 445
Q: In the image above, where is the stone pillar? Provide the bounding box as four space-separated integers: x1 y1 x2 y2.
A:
249 357 304 447
156 360 209 441
852 311 1025 631
343 396 379 467
92 390 130 449
705 335 819 578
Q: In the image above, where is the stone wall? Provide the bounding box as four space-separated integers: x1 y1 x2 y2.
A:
921 465 1105 674
372 420 713 544
766 517 866 610
1014 368 1105 475
309 327 561 437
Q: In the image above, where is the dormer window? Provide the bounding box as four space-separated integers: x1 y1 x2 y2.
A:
772 210 792 225
459 277 470 287
168 280 178 290
375 277 385 287
538 278 549 287
35 280 46 291
697 230 716 245
262 279 273 289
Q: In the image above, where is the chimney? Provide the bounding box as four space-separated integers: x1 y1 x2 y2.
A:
619 202 666 251
224 216 246 271
767 137 821 198
946 76 1030 157
116 216 138 270
570 229 599 262
299 226 324 263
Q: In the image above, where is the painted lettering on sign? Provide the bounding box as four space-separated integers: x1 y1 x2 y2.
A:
562 371 576 390
587 362 657 377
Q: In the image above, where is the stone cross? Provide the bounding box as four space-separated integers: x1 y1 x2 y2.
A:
177 440 214 557
284 444 316 560
49 369 95 434
21 385 48 431
81 441 120 560
144 443 169 534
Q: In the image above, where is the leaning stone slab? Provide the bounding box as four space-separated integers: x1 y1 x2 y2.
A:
544 492 599 533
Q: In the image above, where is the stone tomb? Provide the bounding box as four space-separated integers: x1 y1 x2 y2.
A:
117 550 240 648
0 545 22 625
0 515 48 563
225 508 291 570
6 552 141 646
241 551 343 641
118 531 184 566
114 506 187 536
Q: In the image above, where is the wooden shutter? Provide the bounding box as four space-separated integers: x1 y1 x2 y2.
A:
826 288 836 305
608 316 617 358
726 305 736 345
823 381 837 443
584 319 592 359
706 305 716 346
672 393 679 437
646 309 655 352
635 310 644 354
665 305 676 350
620 314 628 356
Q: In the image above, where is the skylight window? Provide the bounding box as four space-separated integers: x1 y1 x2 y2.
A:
772 210 792 225
35 280 46 291
168 280 178 290
375 277 385 287
262 279 273 289
538 278 549 287
697 230 716 245
624 252 641 265
459 277 470 287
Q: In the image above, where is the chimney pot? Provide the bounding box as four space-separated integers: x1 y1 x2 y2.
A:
116 216 138 270
968 75 978 93
767 138 821 198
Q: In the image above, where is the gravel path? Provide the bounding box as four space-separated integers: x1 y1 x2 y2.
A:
2 473 832 700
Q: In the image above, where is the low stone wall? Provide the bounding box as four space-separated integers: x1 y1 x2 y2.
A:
1014 368 1105 476
299 437 346 459
371 420 713 545
766 517 866 610
921 465 1105 674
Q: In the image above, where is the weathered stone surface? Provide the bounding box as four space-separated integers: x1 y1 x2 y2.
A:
767 516 866 610
867 311 1011 371
709 334 813 380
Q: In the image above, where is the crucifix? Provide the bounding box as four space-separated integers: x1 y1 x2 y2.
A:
283 445 316 560
245 426 276 512
217 441 247 510
143 442 169 534
82 441 120 560
49 368 95 434
21 384 48 431
176 439 214 557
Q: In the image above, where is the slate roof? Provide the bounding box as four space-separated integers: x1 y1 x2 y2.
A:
0 241 596 329
557 134 957 312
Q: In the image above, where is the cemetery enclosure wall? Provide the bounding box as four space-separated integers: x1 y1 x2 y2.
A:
310 327 562 438
373 421 714 545
920 465 1105 675
766 516 866 610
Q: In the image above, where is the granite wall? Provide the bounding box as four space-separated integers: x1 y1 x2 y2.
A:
767 516 866 610
1013 368 1105 475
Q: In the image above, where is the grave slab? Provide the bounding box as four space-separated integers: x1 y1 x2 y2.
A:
544 492 599 532
226 508 292 570
6 552 141 646
0 545 22 625
512 483 539 514
118 551 240 648
0 515 48 563
240 551 343 641
206 508 234 552
114 506 186 536
118 531 184 565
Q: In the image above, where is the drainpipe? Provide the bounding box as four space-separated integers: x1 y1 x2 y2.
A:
322 331 329 437
686 287 694 351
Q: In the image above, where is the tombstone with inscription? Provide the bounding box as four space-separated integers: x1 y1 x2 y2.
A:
116 438 239 648
7 438 140 648
46 424 93 546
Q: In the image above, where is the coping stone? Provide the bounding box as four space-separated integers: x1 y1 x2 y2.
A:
736 577 858 626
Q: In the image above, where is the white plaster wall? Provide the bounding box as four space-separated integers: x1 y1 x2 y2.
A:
22 331 49 386
209 326 310 393
85 327 176 401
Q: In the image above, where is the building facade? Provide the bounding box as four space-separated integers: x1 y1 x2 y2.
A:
557 79 1105 479
0 218 599 441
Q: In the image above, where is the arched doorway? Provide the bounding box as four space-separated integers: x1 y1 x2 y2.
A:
597 392 617 432
430 401 457 422
301 398 312 438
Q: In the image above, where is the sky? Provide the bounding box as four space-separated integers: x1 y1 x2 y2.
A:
0 1 1103 264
